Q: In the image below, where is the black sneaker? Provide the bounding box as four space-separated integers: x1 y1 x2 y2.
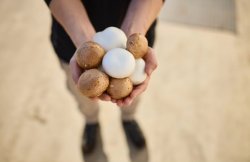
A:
122 120 146 149
82 123 99 154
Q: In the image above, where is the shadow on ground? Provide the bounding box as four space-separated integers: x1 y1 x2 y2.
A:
83 127 108 162
126 138 149 162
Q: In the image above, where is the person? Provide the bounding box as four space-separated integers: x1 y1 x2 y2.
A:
43 0 164 154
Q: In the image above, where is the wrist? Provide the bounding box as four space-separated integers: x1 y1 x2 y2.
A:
71 24 96 48
121 24 147 37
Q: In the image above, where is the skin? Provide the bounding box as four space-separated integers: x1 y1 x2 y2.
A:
110 47 157 107
48 0 163 107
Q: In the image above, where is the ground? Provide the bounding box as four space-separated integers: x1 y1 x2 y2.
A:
0 0 250 162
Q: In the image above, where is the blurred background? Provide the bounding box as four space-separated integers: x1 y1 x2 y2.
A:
0 0 250 162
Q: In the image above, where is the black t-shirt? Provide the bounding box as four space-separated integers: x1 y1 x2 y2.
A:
45 0 157 63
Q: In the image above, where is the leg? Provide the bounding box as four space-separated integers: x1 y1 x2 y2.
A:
60 61 99 154
120 97 146 149
120 97 140 121
60 61 99 124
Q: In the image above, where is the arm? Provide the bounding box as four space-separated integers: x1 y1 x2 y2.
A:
46 0 96 82
122 0 163 77
121 0 163 36
113 0 163 107
48 0 95 47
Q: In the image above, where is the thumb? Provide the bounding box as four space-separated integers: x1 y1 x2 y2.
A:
144 48 158 76
69 55 82 84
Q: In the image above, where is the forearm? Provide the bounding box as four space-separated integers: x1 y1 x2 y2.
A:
48 0 95 48
121 0 163 37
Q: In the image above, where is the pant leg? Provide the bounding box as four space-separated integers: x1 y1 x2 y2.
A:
60 61 99 124
120 97 140 121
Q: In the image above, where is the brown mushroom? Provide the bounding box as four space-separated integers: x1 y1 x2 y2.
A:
126 33 148 59
77 69 109 97
76 41 105 69
107 78 133 99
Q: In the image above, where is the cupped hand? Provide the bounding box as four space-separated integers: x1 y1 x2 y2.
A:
111 47 158 107
69 53 83 84
69 50 113 103
70 46 157 106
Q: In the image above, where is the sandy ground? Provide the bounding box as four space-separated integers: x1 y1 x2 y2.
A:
0 0 250 162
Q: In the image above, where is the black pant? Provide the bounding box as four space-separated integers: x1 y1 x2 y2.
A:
50 0 157 63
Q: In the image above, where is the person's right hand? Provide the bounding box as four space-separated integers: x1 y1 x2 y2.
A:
69 53 83 84
69 44 111 102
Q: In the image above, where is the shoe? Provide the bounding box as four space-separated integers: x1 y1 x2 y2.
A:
122 120 146 149
82 123 99 154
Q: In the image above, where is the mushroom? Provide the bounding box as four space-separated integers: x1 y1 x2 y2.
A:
77 69 109 97
107 78 133 99
129 58 147 85
102 48 135 78
93 27 127 51
76 41 105 70
126 33 148 59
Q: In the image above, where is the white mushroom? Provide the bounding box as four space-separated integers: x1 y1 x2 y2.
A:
102 48 135 78
129 58 147 85
93 27 127 51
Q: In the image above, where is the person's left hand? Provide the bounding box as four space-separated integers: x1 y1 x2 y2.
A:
96 47 158 107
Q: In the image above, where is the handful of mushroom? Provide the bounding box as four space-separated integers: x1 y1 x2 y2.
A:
76 27 148 100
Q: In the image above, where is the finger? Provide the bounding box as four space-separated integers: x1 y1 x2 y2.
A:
124 97 133 106
130 76 150 99
89 97 99 102
117 99 125 107
111 99 117 103
130 86 145 99
116 96 132 107
69 55 82 84
98 93 111 101
144 48 158 76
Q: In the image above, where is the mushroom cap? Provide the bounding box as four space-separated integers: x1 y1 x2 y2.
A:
129 58 147 85
93 27 127 51
107 78 133 99
102 48 136 78
76 41 105 69
77 69 109 97
126 33 148 59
